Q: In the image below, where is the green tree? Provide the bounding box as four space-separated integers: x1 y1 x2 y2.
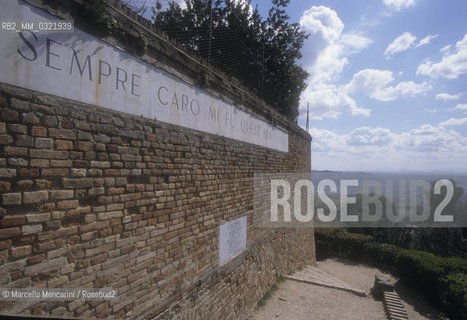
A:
151 0 308 120
411 180 465 256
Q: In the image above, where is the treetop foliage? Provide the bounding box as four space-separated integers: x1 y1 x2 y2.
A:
151 0 309 120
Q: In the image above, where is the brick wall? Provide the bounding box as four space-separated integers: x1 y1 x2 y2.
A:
0 1 314 319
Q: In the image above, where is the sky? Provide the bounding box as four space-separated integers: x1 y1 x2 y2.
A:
249 0 467 173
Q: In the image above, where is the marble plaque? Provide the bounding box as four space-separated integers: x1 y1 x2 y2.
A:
218 216 247 265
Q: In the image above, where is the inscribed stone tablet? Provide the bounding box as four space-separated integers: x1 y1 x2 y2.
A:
218 216 247 265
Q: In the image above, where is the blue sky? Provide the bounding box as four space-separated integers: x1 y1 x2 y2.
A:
249 0 467 172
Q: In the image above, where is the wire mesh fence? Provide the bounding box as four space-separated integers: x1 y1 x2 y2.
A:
120 0 267 100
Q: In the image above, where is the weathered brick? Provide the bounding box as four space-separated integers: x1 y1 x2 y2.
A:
97 211 123 220
15 180 33 190
71 168 86 177
81 231 97 241
75 141 94 151
30 149 68 159
10 245 32 258
90 161 111 168
24 257 67 276
61 118 73 129
37 228 71 241
72 160 89 168
39 202 55 211
41 168 69 176
0 181 11 192
0 108 19 121
67 206 91 216
57 200 79 210
3 146 27 156
7 158 28 166
0 227 21 238
0 97 7 108
27 254 46 265
0 134 13 145
7 124 27 134
35 179 52 189
103 169 120 176
35 138 54 149
8 98 26 110
23 191 49 204
15 135 34 147
50 190 74 200
0 239 12 250
2 193 22 205
30 159 50 167
22 224 43 235
0 168 16 178
0 250 8 264
22 112 40 124
1 215 25 226
120 193 141 202
55 139 73 150
50 159 72 167
47 275 68 288
41 115 57 127
49 128 76 140
85 243 114 257
77 131 92 141
91 253 108 265
17 168 39 178
35 240 59 252
30 126 47 137
89 187 105 197
47 246 70 259
0 122 5 134
25 212 50 223
62 178 94 189
88 168 102 176
79 221 109 234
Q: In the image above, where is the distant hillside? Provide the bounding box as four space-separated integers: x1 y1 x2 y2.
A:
311 170 467 202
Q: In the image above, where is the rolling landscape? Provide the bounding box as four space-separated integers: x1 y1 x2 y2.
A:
311 170 467 202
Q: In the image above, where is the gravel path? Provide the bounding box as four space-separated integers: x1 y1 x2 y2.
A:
252 258 446 320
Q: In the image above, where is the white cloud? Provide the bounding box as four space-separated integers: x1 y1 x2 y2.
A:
372 81 432 101
417 33 467 79
399 124 467 153
308 127 347 152
435 93 461 101
308 124 467 171
345 69 394 94
300 83 370 120
440 44 451 53
340 32 374 54
301 68 431 120
455 103 467 110
348 127 393 146
299 7 347 84
416 34 438 47
299 6 373 119
300 6 343 43
385 32 416 58
345 68 431 101
383 0 417 11
439 117 467 127
300 6 373 85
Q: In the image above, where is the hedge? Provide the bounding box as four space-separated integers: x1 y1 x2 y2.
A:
314 228 467 319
